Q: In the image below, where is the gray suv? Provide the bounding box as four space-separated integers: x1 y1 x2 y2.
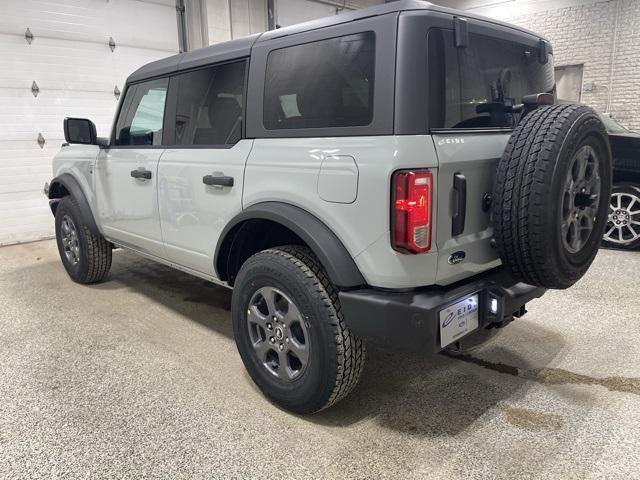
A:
47 0 612 413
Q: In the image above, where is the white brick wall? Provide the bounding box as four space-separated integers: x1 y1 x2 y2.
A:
493 0 640 131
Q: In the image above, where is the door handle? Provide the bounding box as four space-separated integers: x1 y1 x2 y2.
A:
203 174 234 187
131 169 152 180
452 172 466 236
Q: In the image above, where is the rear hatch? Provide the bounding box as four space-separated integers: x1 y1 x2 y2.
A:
433 133 508 284
425 24 555 285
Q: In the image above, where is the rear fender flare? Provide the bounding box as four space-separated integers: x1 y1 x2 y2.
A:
215 202 366 288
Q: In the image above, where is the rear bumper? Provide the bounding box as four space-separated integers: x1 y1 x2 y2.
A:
338 268 546 352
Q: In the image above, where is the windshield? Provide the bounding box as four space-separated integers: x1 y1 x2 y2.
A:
428 29 556 130
599 114 630 134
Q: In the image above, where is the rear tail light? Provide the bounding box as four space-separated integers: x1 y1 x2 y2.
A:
392 169 433 254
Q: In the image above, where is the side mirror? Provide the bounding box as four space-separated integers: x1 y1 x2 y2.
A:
63 118 97 145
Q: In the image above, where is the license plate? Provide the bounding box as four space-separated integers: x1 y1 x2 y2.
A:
439 294 479 348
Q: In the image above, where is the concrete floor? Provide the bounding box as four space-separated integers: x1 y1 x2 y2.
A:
0 240 639 479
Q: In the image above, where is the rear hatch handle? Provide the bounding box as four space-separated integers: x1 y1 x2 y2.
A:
452 172 466 236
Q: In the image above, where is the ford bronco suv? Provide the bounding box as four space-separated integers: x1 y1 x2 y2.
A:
47 0 612 413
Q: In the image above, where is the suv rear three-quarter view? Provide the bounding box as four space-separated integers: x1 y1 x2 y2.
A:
47 0 612 413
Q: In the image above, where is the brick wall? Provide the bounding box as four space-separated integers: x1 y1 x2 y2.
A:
499 0 640 131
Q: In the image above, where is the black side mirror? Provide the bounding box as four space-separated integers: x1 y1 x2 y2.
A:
63 118 97 145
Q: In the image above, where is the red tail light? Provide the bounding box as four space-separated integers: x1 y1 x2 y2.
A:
392 169 433 254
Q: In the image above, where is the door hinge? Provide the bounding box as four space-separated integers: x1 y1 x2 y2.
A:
25 27 34 44
108 36 116 52
454 16 468 48
31 81 40 97
37 133 45 149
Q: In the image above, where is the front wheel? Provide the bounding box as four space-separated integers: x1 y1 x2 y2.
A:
231 246 365 414
602 183 640 250
54 196 112 284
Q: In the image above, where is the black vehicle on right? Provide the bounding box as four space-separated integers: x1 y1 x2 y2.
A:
600 114 640 250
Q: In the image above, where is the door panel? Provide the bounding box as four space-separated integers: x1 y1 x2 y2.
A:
158 141 253 275
95 148 164 256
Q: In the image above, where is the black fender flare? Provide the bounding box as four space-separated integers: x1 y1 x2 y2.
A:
48 173 100 235
215 202 366 288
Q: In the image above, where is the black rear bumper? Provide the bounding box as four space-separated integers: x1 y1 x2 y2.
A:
338 268 546 352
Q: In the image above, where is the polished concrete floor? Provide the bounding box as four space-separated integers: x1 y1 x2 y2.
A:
1 240 639 479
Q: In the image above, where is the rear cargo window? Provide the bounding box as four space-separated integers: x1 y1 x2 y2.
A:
428 29 555 130
264 32 375 130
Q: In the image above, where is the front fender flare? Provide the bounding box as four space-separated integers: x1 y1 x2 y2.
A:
215 202 366 288
48 173 100 235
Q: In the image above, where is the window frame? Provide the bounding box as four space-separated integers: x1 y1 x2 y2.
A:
110 77 170 149
246 14 397 139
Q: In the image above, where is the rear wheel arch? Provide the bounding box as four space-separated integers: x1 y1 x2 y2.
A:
215 202 366 288
48 174 100 235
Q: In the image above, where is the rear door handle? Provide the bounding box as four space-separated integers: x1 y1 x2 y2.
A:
130 168 152 180
452 172 466 236
203 174 234 187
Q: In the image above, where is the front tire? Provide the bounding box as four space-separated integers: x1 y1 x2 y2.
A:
54 196 112 284
231 246 365 414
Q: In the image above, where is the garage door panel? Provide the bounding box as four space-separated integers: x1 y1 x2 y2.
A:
0 34 175 95
1 0 178 52
1 0 178 245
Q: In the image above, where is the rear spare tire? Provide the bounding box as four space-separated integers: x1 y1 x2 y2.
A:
492 103 612 289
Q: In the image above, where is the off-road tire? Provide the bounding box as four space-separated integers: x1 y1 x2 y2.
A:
54 196 112 284
231 246 365 414
493 103 612 289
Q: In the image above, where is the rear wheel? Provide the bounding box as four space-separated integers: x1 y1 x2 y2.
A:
54 196 112 284
602 183 640 250
231 246 365 414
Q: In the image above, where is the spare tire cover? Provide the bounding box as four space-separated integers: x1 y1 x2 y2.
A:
492 103 612 289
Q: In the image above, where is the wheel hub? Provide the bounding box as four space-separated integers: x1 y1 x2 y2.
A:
246 287 309 382
60 215 80 265
561 145 601 254
605 191 640 245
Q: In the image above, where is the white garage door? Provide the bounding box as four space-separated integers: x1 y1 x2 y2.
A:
0 0 178 246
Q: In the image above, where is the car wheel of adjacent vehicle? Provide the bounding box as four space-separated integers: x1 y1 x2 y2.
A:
231 246 365 414
492 103 612 289
54 196 112 284
602 183 640 250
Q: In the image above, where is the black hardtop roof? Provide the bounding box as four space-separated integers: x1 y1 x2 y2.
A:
127 0 548 84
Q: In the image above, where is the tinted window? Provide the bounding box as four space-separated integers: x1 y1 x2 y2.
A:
428 29 555 129
115 78 168 146
264 32 375 130
173 61 246 146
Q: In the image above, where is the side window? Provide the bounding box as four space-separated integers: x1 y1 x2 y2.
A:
114 78 168 146
173 61 246 146
264 32 375 130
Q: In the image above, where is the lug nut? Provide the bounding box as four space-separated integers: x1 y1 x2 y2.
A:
285 338 290 343
278 344 284 351
266 322 272 330
270 337 275 344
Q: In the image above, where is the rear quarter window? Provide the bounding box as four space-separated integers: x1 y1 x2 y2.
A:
263 32 375 130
